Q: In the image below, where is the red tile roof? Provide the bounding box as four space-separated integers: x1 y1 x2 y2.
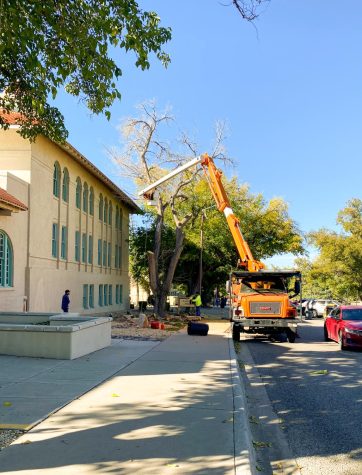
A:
0 111 26 125
0 188 28 211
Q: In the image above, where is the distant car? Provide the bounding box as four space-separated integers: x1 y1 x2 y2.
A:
324 306 362 350
308 299 340 318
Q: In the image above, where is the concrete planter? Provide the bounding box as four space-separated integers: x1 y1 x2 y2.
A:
0 313 112 359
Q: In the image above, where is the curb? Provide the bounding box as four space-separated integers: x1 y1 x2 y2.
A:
229 336 257 475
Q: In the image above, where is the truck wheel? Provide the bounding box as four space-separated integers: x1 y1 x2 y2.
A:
324 325 330 341
286 329 296 343
312 309 318 318
232 325 241 342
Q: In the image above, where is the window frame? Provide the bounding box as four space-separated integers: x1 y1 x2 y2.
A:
52 223 58 258
83 284 89 309
88 235 93 264
99 194 103 221
89 284 94 308
60 225 67 259
75 231 80 262
62 168 69 202
0 231 13 287
53 162 61 198
76 177 82 209
83 182 89 213
89 187 94 216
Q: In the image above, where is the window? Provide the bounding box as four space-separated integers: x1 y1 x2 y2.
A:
99 194 103 220
109 285 113 305
61 226 67 259
89 284 94 308
115 206 119 229
83 182 89 212
97 239 102 265
108 242 111 267
116 285 119 304
98 284 103 306
119 284 123 304
82 233 87 263
119 209 123 231
103 240 107 266
52 223 58 258
75 231 80 262
117 244 122 268
115 244 118 268
104 198 108 224
53 162 61 198
76 178 82 209
62 168 69 202
83 284 89 309
108 202 112 225
0 231 13 287
104 284 108 306
89 187 94 215
88 235 93 264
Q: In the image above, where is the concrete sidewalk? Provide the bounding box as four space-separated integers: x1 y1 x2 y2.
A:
0 322 254 474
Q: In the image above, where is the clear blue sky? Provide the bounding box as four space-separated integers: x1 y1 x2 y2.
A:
56 0 362 262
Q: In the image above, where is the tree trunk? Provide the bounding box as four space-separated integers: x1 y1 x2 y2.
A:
148 226 186 319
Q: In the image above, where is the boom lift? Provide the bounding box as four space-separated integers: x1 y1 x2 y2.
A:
139 153 301 343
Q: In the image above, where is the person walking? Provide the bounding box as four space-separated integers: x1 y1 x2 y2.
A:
192 293 202 317
61 289 70 313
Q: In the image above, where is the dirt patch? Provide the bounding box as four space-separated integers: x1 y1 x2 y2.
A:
110 312 188 341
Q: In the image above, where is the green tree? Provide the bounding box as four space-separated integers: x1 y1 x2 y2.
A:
0 1 171 142
297 199 362 301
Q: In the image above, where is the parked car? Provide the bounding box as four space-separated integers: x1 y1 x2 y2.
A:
324 305 362 350
307 299 340 318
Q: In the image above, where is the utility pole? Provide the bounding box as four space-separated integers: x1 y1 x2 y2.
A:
199 211 205 294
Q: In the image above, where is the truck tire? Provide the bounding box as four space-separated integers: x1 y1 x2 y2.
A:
324 325 330 341
232 324 241 342
286 329 296 343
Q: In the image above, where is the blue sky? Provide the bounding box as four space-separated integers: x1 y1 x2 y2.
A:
56 0 362 264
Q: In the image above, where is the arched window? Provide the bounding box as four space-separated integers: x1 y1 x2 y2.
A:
76 177 82 209
0 231 13 287
83 182 89 213
115 206 119 229
89 187 94 216
99 194 103 221
62 168 69 202
108 201 112 225
53 162 61 198
104 198 108 224
119 208 123 231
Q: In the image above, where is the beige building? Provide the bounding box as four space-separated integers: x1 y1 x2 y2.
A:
0 112 140 314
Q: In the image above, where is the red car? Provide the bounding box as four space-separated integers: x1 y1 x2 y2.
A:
324 305 362 350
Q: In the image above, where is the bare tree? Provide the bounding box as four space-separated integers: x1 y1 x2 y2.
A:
110 101 228 317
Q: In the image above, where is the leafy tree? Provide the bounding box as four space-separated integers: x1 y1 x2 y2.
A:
296 199 362 302
0 1 171 142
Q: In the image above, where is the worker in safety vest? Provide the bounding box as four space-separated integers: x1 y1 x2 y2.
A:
191 293 202 317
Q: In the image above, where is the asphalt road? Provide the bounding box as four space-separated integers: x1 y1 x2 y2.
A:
235 319 362 475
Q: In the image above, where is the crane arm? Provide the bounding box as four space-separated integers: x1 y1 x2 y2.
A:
138 153 265 272
199 154 264 272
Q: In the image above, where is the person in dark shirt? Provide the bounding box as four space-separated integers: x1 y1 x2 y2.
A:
61 290 70 312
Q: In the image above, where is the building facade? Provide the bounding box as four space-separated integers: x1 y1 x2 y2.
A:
0 115 140 314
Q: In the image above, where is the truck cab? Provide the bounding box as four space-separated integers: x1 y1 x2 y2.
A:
230 270 301 342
